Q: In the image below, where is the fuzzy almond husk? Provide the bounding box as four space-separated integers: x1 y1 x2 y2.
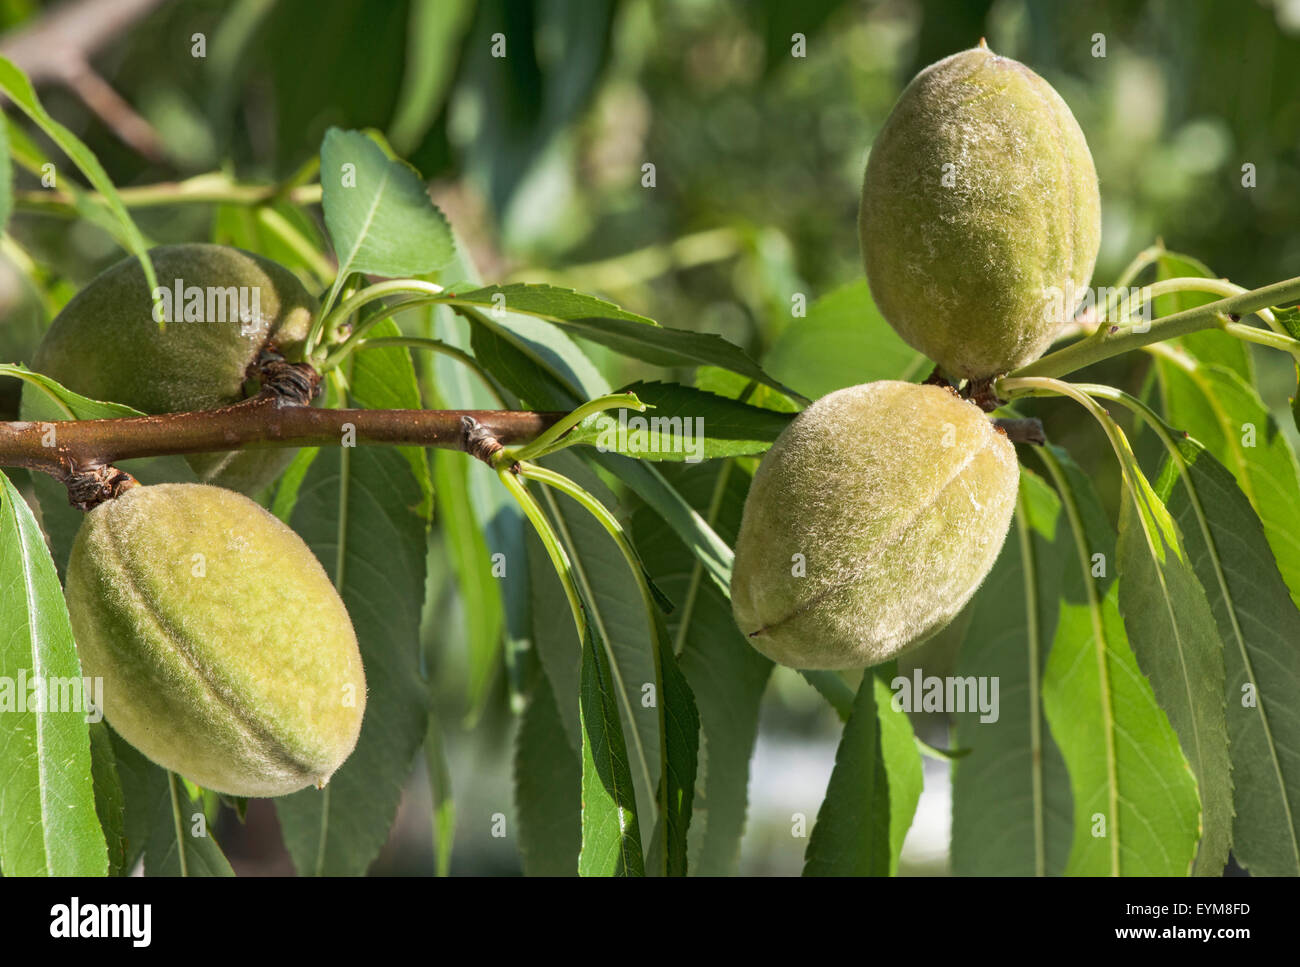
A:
66 483 366 797
31 244 317 494
860 45 1101 379
731 380 1019 670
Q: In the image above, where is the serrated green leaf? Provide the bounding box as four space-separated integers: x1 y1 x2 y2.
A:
445 283 806 403
1117 468 1232 875
145 773 236 877
108 730 234 877
0 471 107 875
88 722 127 877
951 469 1073 876
803 672 921 876
452 295 737 599
632 461 773 875
1154 438 1300 875
433 448 504 721
535 455 659 815
578 612 645 877
1040 448 1201 875
514 657 581 875
1158 360 1300 608
275 446 429 875
553 379 792 461
319 127 455 280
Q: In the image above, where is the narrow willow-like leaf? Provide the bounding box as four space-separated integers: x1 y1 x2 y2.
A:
654 612 699 876
552 379 793 461
275 446 429 875
109 733 234 877
632 461 773 875
1117 467 1233 875
591 453 734 595
578 611 645 876
951 469 1073 876
514 660 581 875
0 57 156 294
445 283 806 402
0 117 11 232
502 467 645 878
536 456 660 813
1158 360 1300 608
319 127 455 281
145 774 236 877
433 449 505 721
804 673 921 876
527 461 696 875
455 308 737 598
0 472 107 875
89 723 127 877
1155 438 1300 875
1040 449 1201 875
423 708 456 877
801 670 854 721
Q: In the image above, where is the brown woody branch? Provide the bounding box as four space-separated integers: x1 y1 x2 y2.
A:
0 396 567 479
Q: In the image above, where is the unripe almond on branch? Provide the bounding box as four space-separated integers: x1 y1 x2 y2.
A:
859 43 1101 379
65 483 365 797
731 380 1018 670
32 244 317 494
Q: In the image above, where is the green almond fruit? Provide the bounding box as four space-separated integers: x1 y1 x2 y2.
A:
731 380 1019 670
66 483 365 797
31 244 317 494
859 43 1101 380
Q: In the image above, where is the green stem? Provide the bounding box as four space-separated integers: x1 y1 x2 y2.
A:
998 376 1145 493
496 468 584 631
509 227 744 292
307 278 446 364
1112 242 1166 290
323 296 444 368
14 173 322 213
1036 445 1122 876
1013 275 1300 380
519 461 671 872
506 393 647 463
254 207 336 285
352 336 509 405
1126 276 1289 336
1222 321 1300 356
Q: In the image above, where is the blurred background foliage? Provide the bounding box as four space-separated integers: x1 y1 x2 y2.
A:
2 0 1297 874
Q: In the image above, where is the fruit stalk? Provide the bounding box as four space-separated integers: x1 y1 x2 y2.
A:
1011 275 1300 379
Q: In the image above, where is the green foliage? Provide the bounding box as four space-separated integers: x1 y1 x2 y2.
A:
803 672 922 876
3 16 1300 880
0 471 107 875
951 470 1072 876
